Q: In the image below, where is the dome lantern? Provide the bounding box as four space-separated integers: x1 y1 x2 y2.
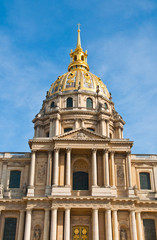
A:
68 24 89 72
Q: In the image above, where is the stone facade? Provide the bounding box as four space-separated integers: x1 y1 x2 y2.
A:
0 28 157 240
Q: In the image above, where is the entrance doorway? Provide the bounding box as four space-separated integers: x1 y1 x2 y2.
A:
72 226 89 240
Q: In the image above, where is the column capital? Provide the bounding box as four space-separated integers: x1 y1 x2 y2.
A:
126 151 131 156
130 209 136 213
51 206 58 210
66 148 72 152
19 210 25 213
103 148 108 153
26 208 32 212
92 148 97 152
31 150 36 154
48 150 53 154
109 150 115 154
54 148 60 152
64 207 71 210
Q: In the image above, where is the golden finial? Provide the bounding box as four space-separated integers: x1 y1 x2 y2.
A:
77 23 81 48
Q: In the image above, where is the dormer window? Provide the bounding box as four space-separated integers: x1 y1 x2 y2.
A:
51 101 55 108
86 98 93 109
67 97 73 108
104 103 108 109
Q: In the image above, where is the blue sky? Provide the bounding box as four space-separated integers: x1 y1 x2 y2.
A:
0 0 157 153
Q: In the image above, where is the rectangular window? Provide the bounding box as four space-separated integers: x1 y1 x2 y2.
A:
140 172 151 190
9 170 21 188
143 219 156 240
3 218 17 240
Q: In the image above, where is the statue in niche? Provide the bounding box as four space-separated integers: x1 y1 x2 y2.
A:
33 226 41 240
120 228 127 240
37 164 46 183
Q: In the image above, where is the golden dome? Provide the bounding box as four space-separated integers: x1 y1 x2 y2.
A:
47 69 110 99
47 26 110 99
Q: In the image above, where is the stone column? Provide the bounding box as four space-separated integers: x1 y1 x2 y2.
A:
29 151 36 186
53 149 59 186
92 209 99 240
121 129 123 138
110 152 115 187
27 151 36 196
36 125 40 137
55 114 60 136
101 119 106 136
92 149 97 186
81 119 84 128
105 209 112 240
46 151 52 187
43 209 50 240
112 210 119 240
106 120 109 138
118 127 121 139
24 209 32 240
50 120 54 137
103 149 109 187
64 208 70 240
75 119 79 129
50 208 58 240
136 212 143 240
126 152 132 188
66 148 71 186
17 210 25 240
130 210 137 240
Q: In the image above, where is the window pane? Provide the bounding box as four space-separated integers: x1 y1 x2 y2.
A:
9 171 21 188
67 98 73 108
73 171 88 190
143 219 156 240
3 218 17 240
140 172 151 189
51 102 55 108
64 128 73 133
86 98 93 108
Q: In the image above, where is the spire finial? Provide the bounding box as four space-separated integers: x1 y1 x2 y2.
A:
77 23 81 48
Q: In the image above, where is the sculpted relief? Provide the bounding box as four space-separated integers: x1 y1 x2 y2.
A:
120 228 127 240
117 165 125 186
37 164 46 184
33 225 41 240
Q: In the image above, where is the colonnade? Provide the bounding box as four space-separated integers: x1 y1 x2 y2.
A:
19 208 142 240
27 149 133 196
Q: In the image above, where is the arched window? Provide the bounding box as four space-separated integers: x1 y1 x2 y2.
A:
64 128 73 133
81 56 84 61
74 55 77 61
73 171 89 190
143 219 156 240
140 172 151 189
3 218 17 240
104 103 108 109
9 170 21 188
67 97 73 108
86 98 93 109
50 101 55 108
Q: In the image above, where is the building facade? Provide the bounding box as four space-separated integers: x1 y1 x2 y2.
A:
0 28 157 240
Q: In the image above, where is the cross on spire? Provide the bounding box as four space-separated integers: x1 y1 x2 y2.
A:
77 23 81 31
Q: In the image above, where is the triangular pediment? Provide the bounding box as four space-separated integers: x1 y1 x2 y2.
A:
54 128 108 140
